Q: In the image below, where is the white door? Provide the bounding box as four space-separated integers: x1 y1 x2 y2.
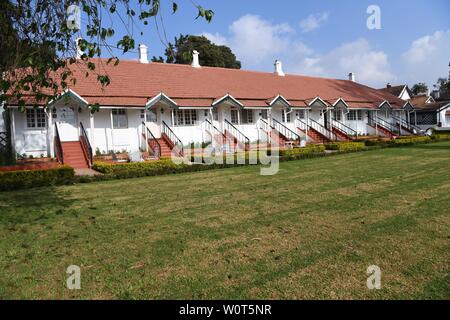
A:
56 107 79 141
146 109 160 137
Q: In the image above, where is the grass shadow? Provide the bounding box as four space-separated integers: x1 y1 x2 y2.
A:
0 185 76 226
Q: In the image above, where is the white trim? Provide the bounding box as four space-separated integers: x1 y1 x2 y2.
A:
403 101 415 111
48 89 89 107
268 94 291 107
308 96 329 109
212 94 243 108
398 85 408 99
145 92 178 109
378 100 392 110
332 98 349 108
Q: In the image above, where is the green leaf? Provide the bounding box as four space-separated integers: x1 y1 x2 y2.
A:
172 2 178 14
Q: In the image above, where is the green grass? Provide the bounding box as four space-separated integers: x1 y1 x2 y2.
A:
1 142 449 299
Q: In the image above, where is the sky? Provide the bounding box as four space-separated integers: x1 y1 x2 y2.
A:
89 0 450 89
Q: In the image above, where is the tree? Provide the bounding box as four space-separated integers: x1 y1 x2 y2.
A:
434 77 450 94
411 83 428 95
0 1 214 111
153 34 241 69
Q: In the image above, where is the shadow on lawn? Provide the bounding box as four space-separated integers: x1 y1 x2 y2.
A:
407 144 450 151
0 186 76 226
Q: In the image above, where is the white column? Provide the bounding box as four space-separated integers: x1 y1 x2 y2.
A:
47 107 54 157
305 109 309 142
90 112 95 151
237 108 241 125
144 109 148 152
110 109 115 152
171 109 175 126
375 110 378 136
10 108 16 159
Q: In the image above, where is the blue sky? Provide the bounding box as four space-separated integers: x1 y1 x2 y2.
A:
89 0 450 88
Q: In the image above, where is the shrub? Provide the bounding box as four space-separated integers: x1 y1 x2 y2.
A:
279 145 326 159
325 142 366 151
0 165 75 191
390 136 431 145
431 133 450 141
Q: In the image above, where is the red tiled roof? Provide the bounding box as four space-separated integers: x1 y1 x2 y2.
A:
9 58 406 109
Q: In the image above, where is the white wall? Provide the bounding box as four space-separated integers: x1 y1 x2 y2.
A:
0 110 5 132
85 108 142 154
12 108 50 158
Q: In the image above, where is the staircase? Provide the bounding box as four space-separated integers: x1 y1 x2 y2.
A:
330 119 357 141
296 118 336 143
331 127 351 141
61 141 89 169
155 136 173 157
368 116 397 138
271 119 300 147
224 119 250 151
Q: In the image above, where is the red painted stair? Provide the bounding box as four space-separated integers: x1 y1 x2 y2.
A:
61 141 89 169
331 127 352 141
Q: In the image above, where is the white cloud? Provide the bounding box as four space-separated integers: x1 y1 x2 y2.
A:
289 38 395 87
300 12 329 33
201 32 228 46
401 29 450 86
202 15 293 68
201 15 395 87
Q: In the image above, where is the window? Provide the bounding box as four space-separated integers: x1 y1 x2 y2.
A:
230 109 239 124
347 110 362 121
112 109 128 128
260 110 268 120
297 110 306 119
26 108 46 128
332 110 342 121
281 109 291 123
241 110 253 124
212 109 219 121
145 109 157 122
174 109 197 126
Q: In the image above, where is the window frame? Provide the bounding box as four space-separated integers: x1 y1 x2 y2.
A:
112 108 128 129
241 109 253 124
174 109 198 126
281 109 291 123
346 110 363 121
26 108 46 129
230 109 239 125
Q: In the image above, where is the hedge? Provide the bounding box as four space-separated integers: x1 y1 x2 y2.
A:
92 145 328 179
325 142 366 151
389 136 432 145
0 165 75 191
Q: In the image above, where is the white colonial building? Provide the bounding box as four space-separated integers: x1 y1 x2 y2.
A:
2 46 423 168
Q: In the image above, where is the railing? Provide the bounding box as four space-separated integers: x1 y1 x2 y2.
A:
141 122 161 158
54 123 64 164
295 118 308 131
272 118 300 141
258 118 272 133
368 116 399 134
162 121 183 156
331 119 358 137
204 119 227 145
392 115 422 135
308 118 339 141
79 122 93 167
224 119 250 148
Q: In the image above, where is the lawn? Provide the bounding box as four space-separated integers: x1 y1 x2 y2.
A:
1 142 449 299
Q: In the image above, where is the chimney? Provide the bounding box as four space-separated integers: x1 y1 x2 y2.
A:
139 44 148 64
76 38 83 59
191 50 201 68
348 72 356 82
274 60 285 76
386 83 392 88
